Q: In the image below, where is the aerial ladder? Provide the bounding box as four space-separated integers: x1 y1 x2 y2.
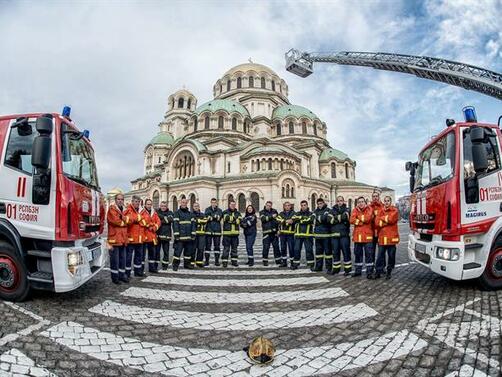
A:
285 49 502 100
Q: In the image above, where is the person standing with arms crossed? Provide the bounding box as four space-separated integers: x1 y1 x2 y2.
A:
369 191 384 259
277 201 295 268
375 196 400 279
240 205 258 266
106 193 129 284
192 202 208 268
291 200 315 270
259 201 281 266
141 199 161 273
172 198 196 271
350 196 375 278
204 198 223 266
124 195 148 278
156 201 173 270
313 198 335 272
222 200 242 268
330 196 352 276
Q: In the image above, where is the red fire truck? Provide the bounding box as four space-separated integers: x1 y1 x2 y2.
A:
0 108 105 301
407 107 502 289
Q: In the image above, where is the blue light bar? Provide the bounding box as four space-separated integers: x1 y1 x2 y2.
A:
62 106 71 117
462 106 477 123
83 130 90 139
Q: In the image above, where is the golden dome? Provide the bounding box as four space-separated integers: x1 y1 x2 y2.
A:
223 62 278 77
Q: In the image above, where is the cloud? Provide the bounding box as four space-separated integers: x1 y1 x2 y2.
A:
0 0 500 200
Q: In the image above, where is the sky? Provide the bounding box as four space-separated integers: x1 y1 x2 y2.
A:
0 0 501 198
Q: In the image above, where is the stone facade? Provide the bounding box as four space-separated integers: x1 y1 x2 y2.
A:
126 62 393 210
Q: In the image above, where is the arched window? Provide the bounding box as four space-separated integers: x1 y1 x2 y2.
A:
219 84 222 93
249 77 254 88
302 122 307 134
256 159 260 171
237 77 242 89
238 193 246 212
286 184 290 198
232 118 237 130
280 159 284 170
289 121 294 134
178 98 184 109
187 98 191 110
276 123 282 136
313 124 317 136
194 118 198 131
282 187 285 198
227 80 231 91
268 158 272 170
227 161 231 173
152 191 160 209
271 81 275 91
173 151 195 180
172 196 178 211
311 194 317 210
261 77 266 89
331 163 337 178
189 193 196 211
291 187 295 198
218 116 224 129
205 116 210 129
227 194 234 207
345 163 350 179
250 192 259 210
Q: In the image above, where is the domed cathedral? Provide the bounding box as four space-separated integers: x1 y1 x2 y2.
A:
126 62 393 211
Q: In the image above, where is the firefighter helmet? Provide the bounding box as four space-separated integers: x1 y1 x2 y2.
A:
244 336 275 364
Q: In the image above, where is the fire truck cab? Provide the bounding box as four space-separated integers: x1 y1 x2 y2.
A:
0 109 105 301
407 107 502 289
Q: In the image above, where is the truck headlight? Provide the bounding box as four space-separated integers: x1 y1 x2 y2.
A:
436 247 460 261
67 250 83 274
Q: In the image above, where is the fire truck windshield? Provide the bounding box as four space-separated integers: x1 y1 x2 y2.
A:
414 131 456 191
61 129 99 190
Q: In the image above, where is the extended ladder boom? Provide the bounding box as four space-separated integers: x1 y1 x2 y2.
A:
285 49 502 100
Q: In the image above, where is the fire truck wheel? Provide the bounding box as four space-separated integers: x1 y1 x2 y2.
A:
479 236 502 291
0 241 30 301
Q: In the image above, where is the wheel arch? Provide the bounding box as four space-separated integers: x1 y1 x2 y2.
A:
0 219 23 257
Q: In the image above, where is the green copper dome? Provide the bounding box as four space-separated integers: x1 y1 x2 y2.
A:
319 148 350 162
195 99 250 117
272 104 319 121
149 132 175 145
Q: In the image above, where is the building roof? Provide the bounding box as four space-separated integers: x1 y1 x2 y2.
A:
169 88 195 98
149 132 175 145
195 99 250 117
223 63 278 77
319 147 351 162
272 104 320 121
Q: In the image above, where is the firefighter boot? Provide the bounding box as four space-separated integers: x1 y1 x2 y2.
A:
214 253 221 266
204 253 210 267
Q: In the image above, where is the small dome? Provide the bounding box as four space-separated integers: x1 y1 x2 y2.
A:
319 148 351 162
107 187 123 197
195 99 250 117
272 104 320 121
223 62 278 77
170 88 195 98
149 131 175 145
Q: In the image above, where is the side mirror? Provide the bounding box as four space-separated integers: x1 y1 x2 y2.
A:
470 126 485 143
32 135 51 169
405 161 412 171
36 114 53 134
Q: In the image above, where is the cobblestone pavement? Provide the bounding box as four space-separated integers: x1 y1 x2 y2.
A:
1 224 502 376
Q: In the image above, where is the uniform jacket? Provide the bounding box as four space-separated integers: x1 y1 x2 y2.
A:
240 212 257 236
292 209 315 238
369 201 384 237
124 204 147 244
222 208 242 236
140 208 161 245
350 206 374 243
375 205 400 245
193 210 208 236
107 204 128 246
331 204 350 238
173 207 196 241
313 204 334 237
277 210 296 235
259 208 279 234
156 208 174 240
204 206 223 235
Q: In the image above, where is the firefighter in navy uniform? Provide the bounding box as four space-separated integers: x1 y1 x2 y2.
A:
277 201 295 268
156 201 173 270
313 198 335 272
330 196 352 276
192 202 208 268
291 200 315 270
259 201 281 266
204 198 223 266
222 200 242 267
172 198 196 271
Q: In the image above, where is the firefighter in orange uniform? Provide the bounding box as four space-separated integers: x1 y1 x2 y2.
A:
124 195 148 277
106 193 129 284
375 196 399 279
350 196 375 278
369 191 384 255
141 198 161 273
